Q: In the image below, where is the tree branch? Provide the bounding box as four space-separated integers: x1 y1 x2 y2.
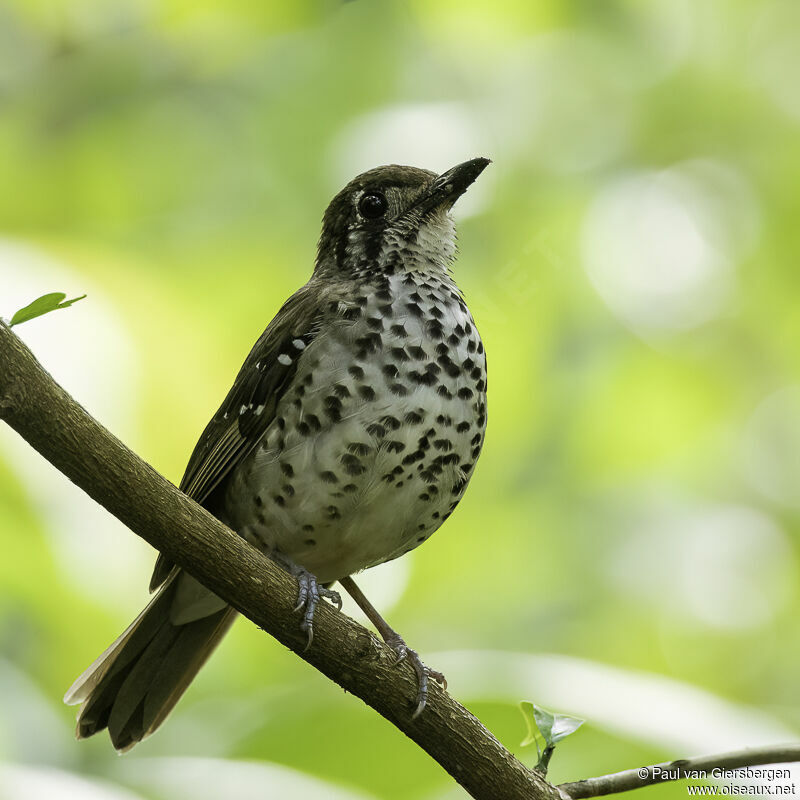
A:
0 321 563 800
559 744 800 798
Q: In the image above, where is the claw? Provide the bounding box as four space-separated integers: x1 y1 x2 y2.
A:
385 634 446 718
272 553 341 647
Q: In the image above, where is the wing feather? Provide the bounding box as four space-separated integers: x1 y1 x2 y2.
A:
149 282 326 591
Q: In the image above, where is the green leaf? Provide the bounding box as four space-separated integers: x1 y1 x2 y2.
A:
519 701 541 748
9 293 87 327
519 702 584 775
550 711 585 744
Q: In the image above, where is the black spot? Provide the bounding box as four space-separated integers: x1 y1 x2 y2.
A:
477 341 484 354
341 454 366 476
406 302 423 317
457 387 474 400
437 359 459 379
404 410 423 424
385 440 406 453
454 323 465 336
379 303 393 316
306 414 322 431
472 446 481 459
305 538 317 546
460 462 474 473
366 422 386 438
463 358 475 370
303 373 314 385
343 483 358 493
297 421 311 436
295 385 306 398
348 442 371 456
355 295 369 307
419 493 430 502
276 417 286 430
366 317 383 331
273 494 286 507
348 365 365 380
432 511 440 519
395 481 404 488
430 305 443 319
390 324 407 337
467 338 476 352
448 333 460 346
392 465 404 475
382 415 401 431
456 421 470 433
382 364 399 380
321 470 338 484
355 333 382 353
358 385 376 401
426 321 444 340
409 291 423 303
283 484 295 497
254 496 263 507
327 505 340 520
390 346 409 362
433 439 453 451
435 342 449 356
409 369 437 386
437 386 453 399
333 383 351 399
376 288 392 301
381 472 395 483
471 433 482 445
408 345 425 360
302 524 315 532
389 383 408 396
402 449 425 465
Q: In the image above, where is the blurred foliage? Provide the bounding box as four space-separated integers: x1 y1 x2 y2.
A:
2 1 800 799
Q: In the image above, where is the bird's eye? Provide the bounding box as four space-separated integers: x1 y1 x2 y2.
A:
358 192 388 220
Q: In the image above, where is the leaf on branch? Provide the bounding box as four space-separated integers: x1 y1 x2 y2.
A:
9 293 87 328
519 701 584 775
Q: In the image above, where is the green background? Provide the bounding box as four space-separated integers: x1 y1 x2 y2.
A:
1 2 799 798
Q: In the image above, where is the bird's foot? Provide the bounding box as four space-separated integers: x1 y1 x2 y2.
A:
385 633 447 719
272 554 341 649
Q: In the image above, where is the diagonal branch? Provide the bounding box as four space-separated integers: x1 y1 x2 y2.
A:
0 321 563 800
559 743 800 797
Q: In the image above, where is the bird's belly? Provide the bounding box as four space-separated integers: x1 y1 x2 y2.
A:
225 390 479 583
223 275 486 583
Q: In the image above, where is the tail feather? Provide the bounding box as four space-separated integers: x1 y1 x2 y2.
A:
65 571 236 752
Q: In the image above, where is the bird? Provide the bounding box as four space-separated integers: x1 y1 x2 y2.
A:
64 157 490 751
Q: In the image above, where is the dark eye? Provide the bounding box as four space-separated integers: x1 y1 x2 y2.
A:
358 191 388 219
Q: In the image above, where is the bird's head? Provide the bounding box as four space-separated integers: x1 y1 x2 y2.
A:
315 158 490 279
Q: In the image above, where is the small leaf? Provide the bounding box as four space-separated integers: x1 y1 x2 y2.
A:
533 705 556 746
9 293 87 327
550 712 585 744
519 701 540 748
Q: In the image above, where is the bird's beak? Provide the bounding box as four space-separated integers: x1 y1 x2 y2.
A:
417 157 491 213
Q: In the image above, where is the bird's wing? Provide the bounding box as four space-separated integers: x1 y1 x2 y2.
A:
149 281 326 591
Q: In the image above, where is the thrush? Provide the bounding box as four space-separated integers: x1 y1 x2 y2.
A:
65 157 490 751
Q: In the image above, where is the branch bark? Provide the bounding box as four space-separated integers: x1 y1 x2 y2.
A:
559 743 800 798
0 321 563 800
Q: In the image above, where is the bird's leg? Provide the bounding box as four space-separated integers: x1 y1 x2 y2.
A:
271 552 341 649
339 576 446 718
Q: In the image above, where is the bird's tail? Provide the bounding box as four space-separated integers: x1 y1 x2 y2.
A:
64 571 236 752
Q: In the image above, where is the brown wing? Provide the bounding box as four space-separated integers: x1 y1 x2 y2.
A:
149 281 325 591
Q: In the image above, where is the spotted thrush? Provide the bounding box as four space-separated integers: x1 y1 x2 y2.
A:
65 157 490 750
